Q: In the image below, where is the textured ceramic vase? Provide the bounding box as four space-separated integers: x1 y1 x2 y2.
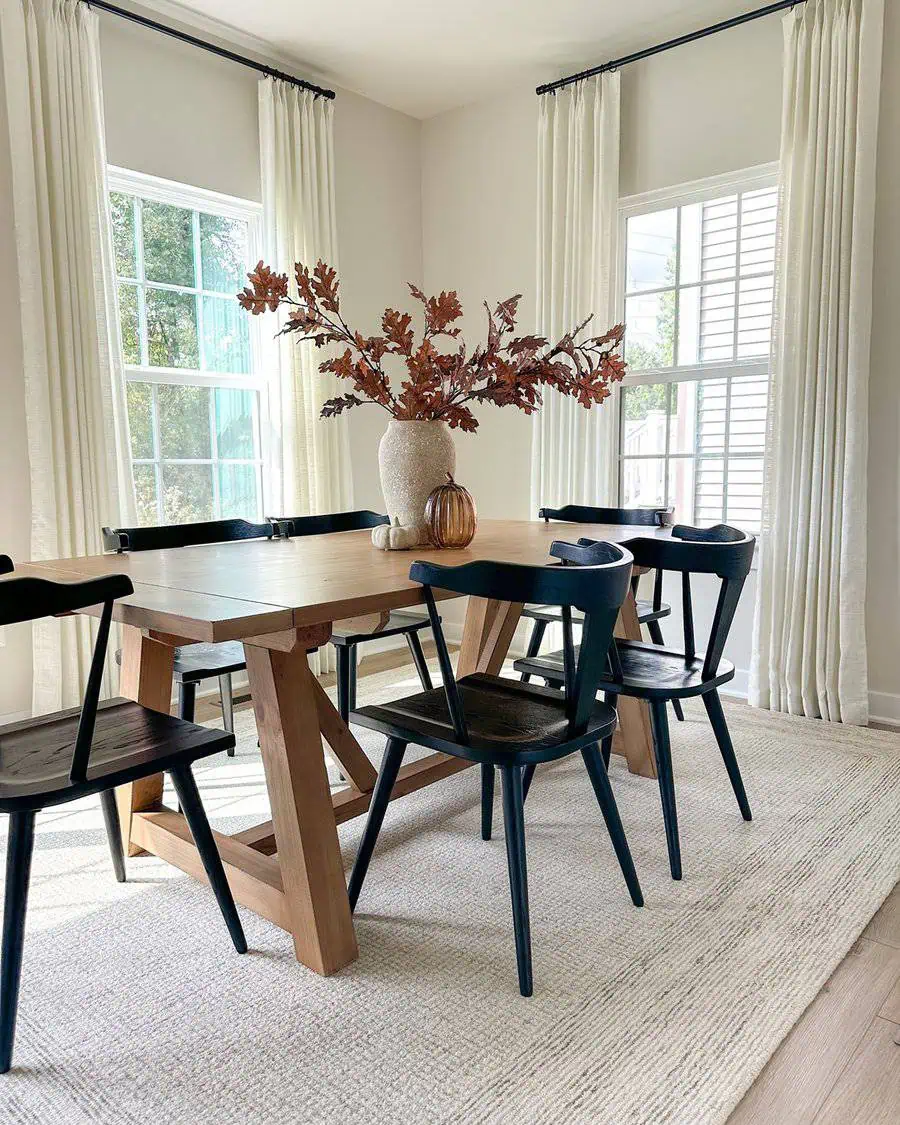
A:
376 420 456 549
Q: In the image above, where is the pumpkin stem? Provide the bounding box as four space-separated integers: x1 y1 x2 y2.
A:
446 472 454 483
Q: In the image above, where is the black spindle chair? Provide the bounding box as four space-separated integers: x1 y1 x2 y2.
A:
520 505 684 722
268 512 437 721
516 525 755 881
0 562 245 1074
346 543 643 996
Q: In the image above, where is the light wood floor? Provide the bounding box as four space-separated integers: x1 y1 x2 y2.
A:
199 648 900 1125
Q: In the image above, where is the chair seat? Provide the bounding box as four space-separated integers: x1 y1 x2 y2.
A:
521 599 671 627
330 610 432 646
351 673 617 764
173 641 247 683
0 699 235 811
514 641 735 700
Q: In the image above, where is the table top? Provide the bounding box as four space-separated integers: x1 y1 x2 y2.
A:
16 519 669 642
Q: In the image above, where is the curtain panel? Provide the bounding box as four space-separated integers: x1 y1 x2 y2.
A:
530 72 621 513
258 78 352 674
751 0 884 724
0 0 136 713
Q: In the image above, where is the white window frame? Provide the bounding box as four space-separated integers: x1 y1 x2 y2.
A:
108 166 267 522
615 162 778 527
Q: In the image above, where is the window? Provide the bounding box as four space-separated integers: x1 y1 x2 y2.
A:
109 168 264 526
618 166 778 532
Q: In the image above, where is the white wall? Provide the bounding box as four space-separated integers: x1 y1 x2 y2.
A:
0 13 422 718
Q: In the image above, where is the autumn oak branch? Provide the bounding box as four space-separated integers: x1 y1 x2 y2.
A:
237 259 627 433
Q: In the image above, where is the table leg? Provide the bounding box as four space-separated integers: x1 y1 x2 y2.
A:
457 598 524 676
116 625 175 856
244 639 358 975
612 592 657 779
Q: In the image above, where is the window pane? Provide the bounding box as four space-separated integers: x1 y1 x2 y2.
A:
218 464 258 519
133 463 159 526
200 213 249 293
157 384 211 459
110 192 136 277
695 378 728 454
162 464 214 524
146 290 199 368
678 282 736 365
621 458 666 509
725 457 765 533
694 457 725 525
740 187 777 276
728 376 769 452
203 296 251 374
126 381 154 459
118 283 140 365
142 201 195 287
626 208 677 292
737 274 774 358
215 388 255 459
622 384 667 457
625 290 675 370
667 458 696 524
700 195 738 281
667 380 698 454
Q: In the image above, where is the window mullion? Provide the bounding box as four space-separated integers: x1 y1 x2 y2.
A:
150 383 163 523
134 197 149 368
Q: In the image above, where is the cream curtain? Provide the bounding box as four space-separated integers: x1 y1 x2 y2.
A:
750 0 883 724
531 72 621 513
258 78 352 520
259 78 351 675
0 0 136 713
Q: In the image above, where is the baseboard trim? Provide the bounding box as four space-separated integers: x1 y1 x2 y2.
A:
869 691 900 729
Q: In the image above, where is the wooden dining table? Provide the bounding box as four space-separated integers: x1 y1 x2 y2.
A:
21 518 668 976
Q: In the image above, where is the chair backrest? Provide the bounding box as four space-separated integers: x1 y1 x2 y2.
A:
267 510 389 538
0 563 134 783
539 504 672 527
580 523 755 679
103 518 274 553
0 555 12 575
409 543 633 741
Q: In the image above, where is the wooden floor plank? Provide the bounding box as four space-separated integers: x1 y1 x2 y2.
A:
728 939 900 1125
812 1017 900 1124
862 881 900 949
879 972 900 1024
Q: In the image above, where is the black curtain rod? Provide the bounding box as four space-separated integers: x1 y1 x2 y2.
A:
536 0 805 95
84 0 335 100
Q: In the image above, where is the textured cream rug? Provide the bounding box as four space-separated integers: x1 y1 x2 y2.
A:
2 664 900 1125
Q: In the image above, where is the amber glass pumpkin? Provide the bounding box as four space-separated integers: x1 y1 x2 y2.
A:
425 474 477 548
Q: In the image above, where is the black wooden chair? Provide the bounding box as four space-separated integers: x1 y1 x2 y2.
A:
0 564 245 1074
104 512 435 730
515 525 755 881
521 505 684 723
269 512 435 721
346 543 644 996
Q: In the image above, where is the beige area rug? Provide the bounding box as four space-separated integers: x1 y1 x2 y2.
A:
2 663 900 1125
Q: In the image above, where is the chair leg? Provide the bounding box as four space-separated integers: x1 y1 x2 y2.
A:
1 811 36 1074
99 789 126 884
178 681 196 723
600 691 616 768
218 674 235 754
521 763 537 801
481 764 495 840
168 766 247 954
500 765 532 997
519 619 547 683
406 631 433 692
646 620 684 721
702 689 752 821
649 700 682 881
581 744 644 907
335 646 351 724
348 738 408 911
